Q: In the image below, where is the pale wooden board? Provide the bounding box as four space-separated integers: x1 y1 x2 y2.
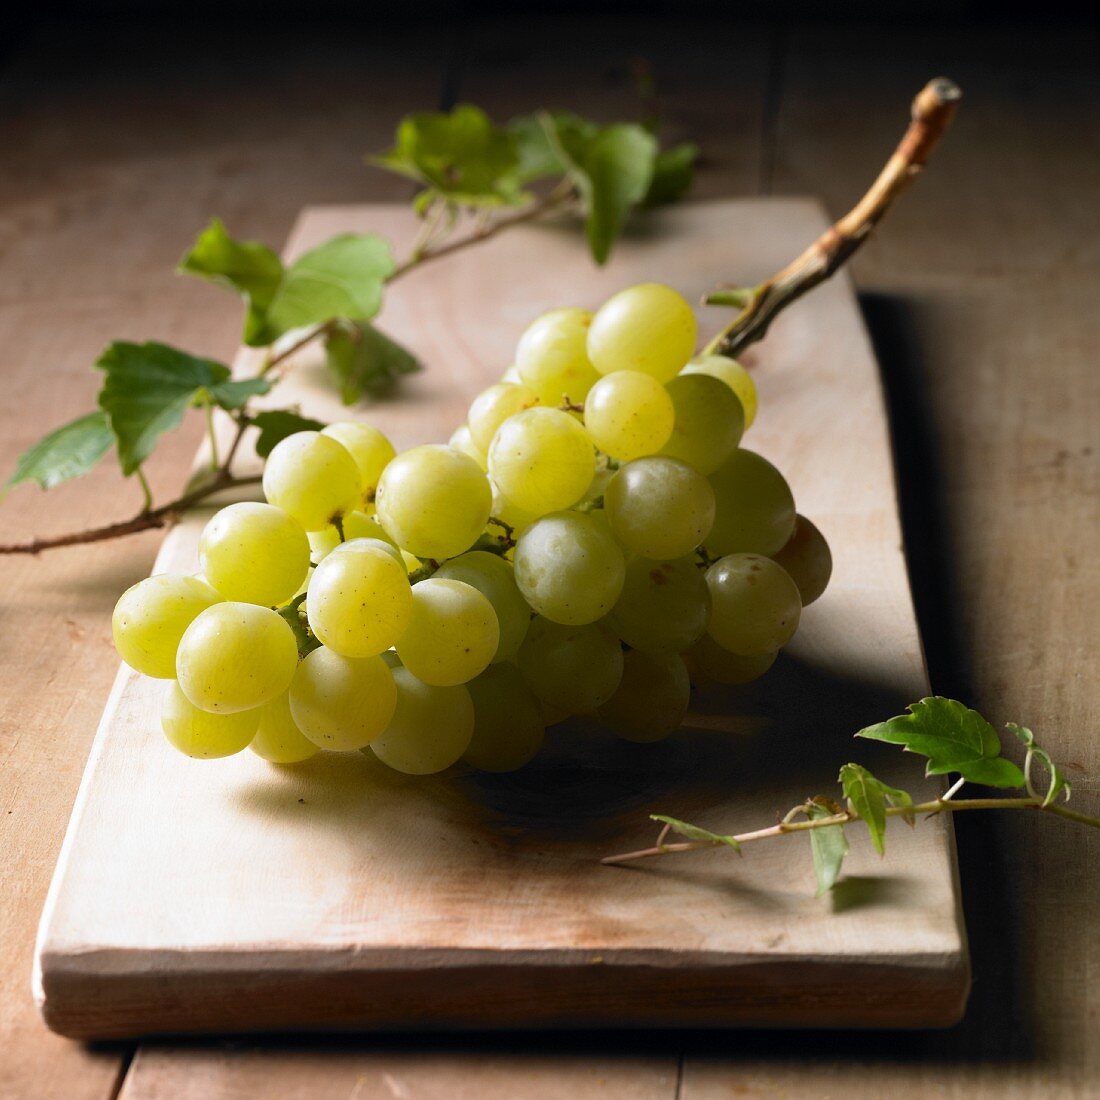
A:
34 199 969 1040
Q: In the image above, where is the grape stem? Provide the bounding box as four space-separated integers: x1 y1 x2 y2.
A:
703 77 962 359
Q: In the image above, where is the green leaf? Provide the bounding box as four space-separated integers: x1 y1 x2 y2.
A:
95 341 233 475
323 321 421 406
642 142 698 207
509 111 596 183
650 815 741 853
4 411 114 495
856 697 1027 789
207 377 271 410
251 410 327 459
838 763 914 856
178 219 284 345
1008 723 1071 806
808 801 849 896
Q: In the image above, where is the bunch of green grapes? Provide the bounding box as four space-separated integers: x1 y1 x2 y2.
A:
112 282 833 776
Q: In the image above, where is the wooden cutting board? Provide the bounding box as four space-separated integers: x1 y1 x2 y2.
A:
34 200 969 1039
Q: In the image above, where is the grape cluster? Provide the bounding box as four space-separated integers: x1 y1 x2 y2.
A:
112 283 831 774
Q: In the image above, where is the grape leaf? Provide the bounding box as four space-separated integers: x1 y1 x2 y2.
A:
323 320 421 406
855 696 1026 788
3 411 114 495
1008 723 1071 806
642 142 698 207
838 763 914 856
178 219 284 345
251 410 327 459
650 814 741 852
510 111 596 183
807 801 849 896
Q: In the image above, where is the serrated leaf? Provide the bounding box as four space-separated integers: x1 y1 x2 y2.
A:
251 410 327 459
642 142 698 207
856 697 1027 789
650 815 741 852
95 341 233 475
323 321 421 406
1008 722 1071 806
838 763 914 856
4 411 114 495
808 802 849 896
178 219 284 344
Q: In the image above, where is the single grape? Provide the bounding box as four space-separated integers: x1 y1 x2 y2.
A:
308 512 398 563
320 422 395 509
687 635 777 685
706 554 801 655
514 511 625 625
605 456 715 560
707 449 796 556
262 431 362 532
198 501 310 607
771 514 833 606
448 424 488 472
583 370 675 462
290 647 397 751
435 551 531 662
488 407 595 516
369 666 474 774
376 444 492 560
250 690 320 764
517 617 624 714
515 307 600 405
608 555 711 653
161 682 260 759
597 650 690 743
468 381 541 452
395 578 499 686
587 284 697 383
176 602 298 713
463 663 545 772
112 574 221 678
660 373 744 475
682 355 758 428
307 542 412 658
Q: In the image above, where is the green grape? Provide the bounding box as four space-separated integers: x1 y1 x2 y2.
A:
320 422 395 509
290 646 397 751
583 370 675 462
308 512 397 562
468 381 541 452
687 635 777 685
515 307 600 405
112 574 221 679
448 424 488 472
488 407 596 516
587 284 697 383
307 542 412 658
771 514 833 606
250 690 320 764
395 578 499 686
608 555 711 653
369 666 474 774
682 355 758 429
660 373 744 475
463 663 545 772
707 449 796 556
198 501 310 607
597 650 690 743
262 430 362 532
375 444 492 560
605 456 715 561
514 511 625 625
176 602 298 714
706 554 801 656
435 551 531 663
161 682 260 759
517 617 624 714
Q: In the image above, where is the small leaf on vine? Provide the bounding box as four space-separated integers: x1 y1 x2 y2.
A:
650 814 741 853
324 320 421 406
642 142 698 207
3 411 114 495
1008 722 1071 807
807 802 849 896
251 410 327 459
838 763 914 855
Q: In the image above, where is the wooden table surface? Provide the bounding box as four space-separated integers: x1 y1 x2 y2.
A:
0 13 1096 1098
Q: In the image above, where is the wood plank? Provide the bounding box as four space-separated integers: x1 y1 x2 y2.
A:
0 23 447 1100
36 199 966 1041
